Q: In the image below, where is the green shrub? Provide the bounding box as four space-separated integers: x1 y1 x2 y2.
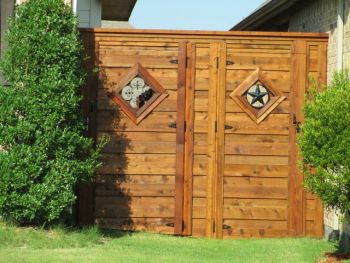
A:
298 71 350 214
0 0 103 225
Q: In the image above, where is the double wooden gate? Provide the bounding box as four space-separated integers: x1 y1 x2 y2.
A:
79 29 328 238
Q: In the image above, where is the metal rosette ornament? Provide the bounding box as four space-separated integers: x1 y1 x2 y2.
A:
121 76 153 109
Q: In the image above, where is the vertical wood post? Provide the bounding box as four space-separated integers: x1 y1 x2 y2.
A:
313 42 328 237
214 42 227 239
174 42 187 235
206 43 219 237
182 43 196 236
288 40 307 236
77 32 99 226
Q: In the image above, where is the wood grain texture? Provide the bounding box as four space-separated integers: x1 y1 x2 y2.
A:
81 27 328 39
96 217 175 234
78 34 99 226
174 42 187 235
214 42 227 238
81 30 327 239
288 40 307 237
206 43 219 238
183 43 196 235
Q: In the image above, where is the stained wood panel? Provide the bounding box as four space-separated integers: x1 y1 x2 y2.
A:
222 220 288 238
80 29 327 238
95 196 174 218
224 164 289 178
222 42 291 239
304 43 326 237
187 43 213 237
96 217 174 234
223 199 287 220
97 111 177 132
95 175 175 197
93 41 182 234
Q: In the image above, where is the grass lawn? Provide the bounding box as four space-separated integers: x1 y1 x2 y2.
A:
0 223 335 263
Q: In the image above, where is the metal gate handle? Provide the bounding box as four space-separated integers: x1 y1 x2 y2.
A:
292 113 301 133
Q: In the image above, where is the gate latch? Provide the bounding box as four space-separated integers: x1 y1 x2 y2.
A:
293 113 301 133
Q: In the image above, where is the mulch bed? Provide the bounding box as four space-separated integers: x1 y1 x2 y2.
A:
320 253 350 263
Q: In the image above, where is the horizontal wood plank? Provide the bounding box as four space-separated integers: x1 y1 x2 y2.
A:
225 155 289 166
223 199 287 220
225 134 289 143
99 68 179 91
100 137 176 154
224 113 290 135
96 217 174 234
192 176 207 197
98 89 177 112
225 141 289 156
95 196 174 218
226 70 291 93
224 177 288 199
98 154 176 175
192 219 206 237
222 220 288 238
226 53 291 71
97 111 177 132
96 175 175 197
224 164 289 178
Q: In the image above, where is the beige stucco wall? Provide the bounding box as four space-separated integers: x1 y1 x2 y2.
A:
288 0 350 234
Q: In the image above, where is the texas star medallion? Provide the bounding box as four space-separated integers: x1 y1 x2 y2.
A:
246 83 270 109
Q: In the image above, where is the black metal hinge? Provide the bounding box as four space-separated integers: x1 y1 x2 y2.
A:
89 100 94 113
223 224 232 230
168 121 186 132
168 122 176 128
182 220 186 232
170 58 188 67
170 59 178 65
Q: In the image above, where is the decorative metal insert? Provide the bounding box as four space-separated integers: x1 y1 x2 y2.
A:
107 63 168 124
245 82 270 109
121 77 154 110
230 68 286 124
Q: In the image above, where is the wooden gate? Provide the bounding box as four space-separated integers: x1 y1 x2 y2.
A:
80 29 328 238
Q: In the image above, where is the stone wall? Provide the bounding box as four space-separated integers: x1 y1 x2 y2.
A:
289 0 350 238
1 0 14 58
289 0 339 83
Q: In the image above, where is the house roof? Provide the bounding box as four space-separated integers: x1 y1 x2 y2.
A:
101 0 137 21
231 0 315 31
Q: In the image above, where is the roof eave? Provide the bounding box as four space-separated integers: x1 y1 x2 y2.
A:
231 0 299 31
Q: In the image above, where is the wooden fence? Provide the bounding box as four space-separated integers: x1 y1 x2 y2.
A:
78 28 328 238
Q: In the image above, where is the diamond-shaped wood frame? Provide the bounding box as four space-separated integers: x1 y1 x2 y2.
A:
229 68 286 124
107 63 169 125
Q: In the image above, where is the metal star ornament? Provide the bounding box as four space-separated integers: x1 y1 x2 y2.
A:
246 84 270 109
229 68 286 124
